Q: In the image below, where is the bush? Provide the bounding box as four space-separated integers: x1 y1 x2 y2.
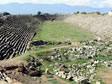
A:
74 11 80 14
37 11 41 15
77 11 80 14
3 12 10 16
81 12 87 14
96 11 101 15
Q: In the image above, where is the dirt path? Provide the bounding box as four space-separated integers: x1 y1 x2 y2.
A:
50 45 71 50
5 75 23 84
98 67 112 84
53 75 70 84
41 75 49 81
48 42 79 51
41 74 70 84
0 59 26 67
0 73 23 84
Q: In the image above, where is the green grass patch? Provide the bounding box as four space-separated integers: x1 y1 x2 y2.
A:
48 79 60 84
46 74 53 78
99 80 106 84
33 21 95 42
15 44 66 61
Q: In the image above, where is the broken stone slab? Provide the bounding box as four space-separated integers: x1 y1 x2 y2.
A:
66 74 73 80
45 68 50 74
78 77 89 84
28 70 41 77
96 81 100 84
55 72 59 75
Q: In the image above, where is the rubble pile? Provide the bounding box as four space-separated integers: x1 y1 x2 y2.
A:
42 40 112 83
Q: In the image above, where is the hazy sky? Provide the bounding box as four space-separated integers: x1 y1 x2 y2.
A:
0 0 112 8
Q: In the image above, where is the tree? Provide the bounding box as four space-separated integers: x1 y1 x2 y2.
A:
96 11 101 15
74 11 80 14
37 11 41 15
76 11 80 14
3 12 10 16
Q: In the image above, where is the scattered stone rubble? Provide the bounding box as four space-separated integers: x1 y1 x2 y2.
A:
53 60 98 83
48 39 112 61
20 56 42 77
0 57 42 84
46 40 112 84
0 71 8 83
52 60 112 83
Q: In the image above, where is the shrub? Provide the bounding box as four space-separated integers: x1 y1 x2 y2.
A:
37 11 41 15
3 12 10 16
96 11 101 15
77 11 80 14
74 11 80 14
81 11 87 14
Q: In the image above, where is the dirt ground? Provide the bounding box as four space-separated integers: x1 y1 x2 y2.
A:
0 59 51 84
98 67 112 84
0 57 71 84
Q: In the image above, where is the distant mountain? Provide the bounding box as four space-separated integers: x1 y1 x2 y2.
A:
0 3 111 14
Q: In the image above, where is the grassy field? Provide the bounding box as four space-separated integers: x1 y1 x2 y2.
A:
16 20 96 69
14 21 97 84
33 21 95 42
11 20 111 84
16 20 96 70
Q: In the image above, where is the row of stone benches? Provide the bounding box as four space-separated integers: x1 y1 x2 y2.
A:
0 15 42 59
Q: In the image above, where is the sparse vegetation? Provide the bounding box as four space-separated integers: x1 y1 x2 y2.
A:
81 11 87 14
96 11 101 15
38 11 41 15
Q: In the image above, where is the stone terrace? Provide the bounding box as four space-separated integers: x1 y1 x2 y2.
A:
0 15 42 59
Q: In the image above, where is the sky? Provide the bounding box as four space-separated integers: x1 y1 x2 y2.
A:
0 0 112 8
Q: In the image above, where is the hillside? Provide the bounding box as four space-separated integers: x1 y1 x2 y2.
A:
64 14 112 41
